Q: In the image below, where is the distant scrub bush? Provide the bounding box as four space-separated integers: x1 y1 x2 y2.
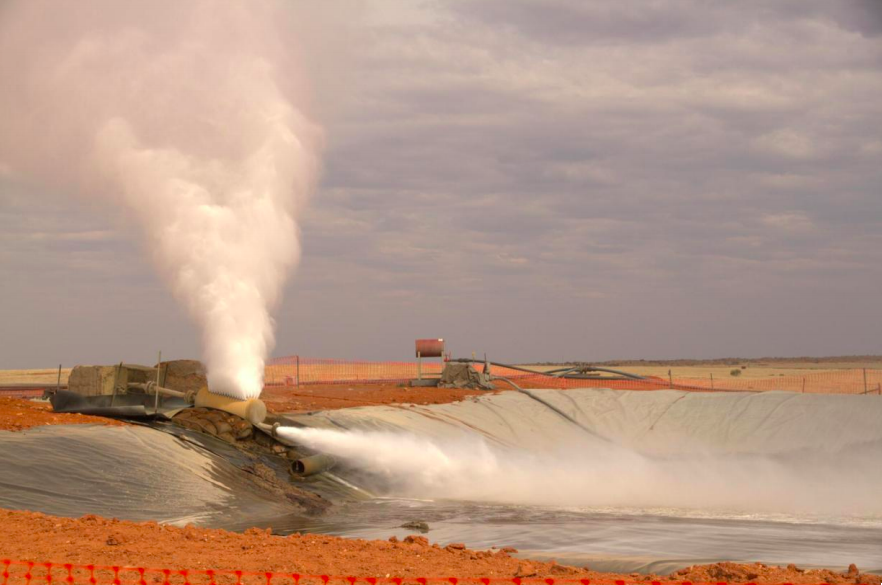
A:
730 369 742 377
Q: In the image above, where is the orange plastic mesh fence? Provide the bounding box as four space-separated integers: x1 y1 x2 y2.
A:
1 560 872 585
264 357 882 395
507 368 882 394
0 388 45 399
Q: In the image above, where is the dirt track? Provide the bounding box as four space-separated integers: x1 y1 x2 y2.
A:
0 509 873 584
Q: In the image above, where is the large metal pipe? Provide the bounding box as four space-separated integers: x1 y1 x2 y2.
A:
193 387 267 425
291 454 336 477
127 382 193 401
128 383 267 424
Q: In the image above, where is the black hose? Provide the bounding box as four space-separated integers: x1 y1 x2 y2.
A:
490 376 611 443
446 359 646 380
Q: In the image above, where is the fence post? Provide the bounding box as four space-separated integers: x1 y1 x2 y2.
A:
863 368 868 394
296 355 300 388
802 377 806 393
668 369 673 389
710 372 714 390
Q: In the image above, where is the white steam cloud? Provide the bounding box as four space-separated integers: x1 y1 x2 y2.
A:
279 426 882 521
0 1 322 398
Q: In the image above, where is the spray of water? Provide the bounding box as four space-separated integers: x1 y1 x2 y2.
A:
0 1 322 398
279 426 882 520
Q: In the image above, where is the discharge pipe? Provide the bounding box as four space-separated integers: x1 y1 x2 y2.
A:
127 383 267 424
127 381 194 401
193 387 267 425
256 422 338 477
291 453 337 477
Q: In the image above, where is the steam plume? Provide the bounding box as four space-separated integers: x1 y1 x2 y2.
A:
0 1 322 398
279 426 882 521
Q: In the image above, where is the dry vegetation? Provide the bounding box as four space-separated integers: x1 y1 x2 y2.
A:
0 367 72 385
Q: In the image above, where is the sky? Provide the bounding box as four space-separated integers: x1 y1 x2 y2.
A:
1 0 881 368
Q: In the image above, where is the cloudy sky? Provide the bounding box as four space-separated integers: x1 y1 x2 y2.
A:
2 0 881 367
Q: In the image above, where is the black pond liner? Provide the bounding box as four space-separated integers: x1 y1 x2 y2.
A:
0 422 353 531
50 389 189 418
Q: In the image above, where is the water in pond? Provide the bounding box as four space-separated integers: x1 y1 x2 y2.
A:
2 389 881 573
276 389 882 573
266 498 882 574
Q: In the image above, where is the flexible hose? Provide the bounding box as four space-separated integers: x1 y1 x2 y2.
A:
490 375 611 443
446 359 646 380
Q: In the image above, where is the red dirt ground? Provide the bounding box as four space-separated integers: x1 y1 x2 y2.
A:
0 397 126 431
0 384 487 426
258 378 728 414
261 384 489 413
258 379 679 414
0 510 873 584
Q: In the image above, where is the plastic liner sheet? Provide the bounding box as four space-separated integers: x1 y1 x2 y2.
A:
50 390 189 419
279 389 882 573
284 388 882 456
0 424 311 530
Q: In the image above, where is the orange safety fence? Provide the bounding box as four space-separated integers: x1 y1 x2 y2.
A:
264 357 882 396
1 560 874 585
0 388 45 399
505 368 882 395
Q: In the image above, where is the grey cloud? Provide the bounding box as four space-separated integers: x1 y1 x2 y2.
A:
3 0 881 366
274 0 881 360
453 0 882 46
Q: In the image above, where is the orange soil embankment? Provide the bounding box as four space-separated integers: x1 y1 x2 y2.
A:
0 385 485 426
261 384 489 414
0 509 874 584
0 397 126 431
